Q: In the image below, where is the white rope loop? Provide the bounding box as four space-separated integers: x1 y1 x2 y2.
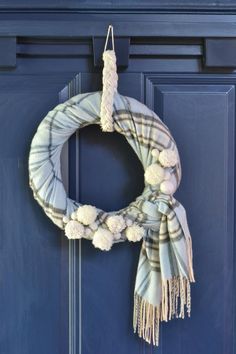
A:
100 25 118 132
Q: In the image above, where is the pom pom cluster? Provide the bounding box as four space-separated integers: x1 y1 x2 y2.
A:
62 147 178 248
62 205 145 251
93 215 145 251
63 205 98 240
145 148 178 195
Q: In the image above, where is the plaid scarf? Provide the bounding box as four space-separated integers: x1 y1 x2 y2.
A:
29 91 194 346
130 193 194 345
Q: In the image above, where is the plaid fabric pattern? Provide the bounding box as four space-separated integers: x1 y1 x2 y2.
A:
29 91 194 346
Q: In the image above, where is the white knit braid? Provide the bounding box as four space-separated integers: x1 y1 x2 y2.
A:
100 49 118 132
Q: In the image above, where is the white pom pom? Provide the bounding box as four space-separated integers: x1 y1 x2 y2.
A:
144 163 165 186
106 215 126 234
90 222 98 231
65 220 84 239
63 216 69 224
159 149 178 167
71 212 77 220
92 227 113 251
85 228 93 238
126 224 145 242
160 180 176 195
126 218 133 227
77 205 98 225
151 149 160 159
113 233 121 240
164 170 172 181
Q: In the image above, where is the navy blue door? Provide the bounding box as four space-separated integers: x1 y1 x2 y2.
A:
0 8 235 354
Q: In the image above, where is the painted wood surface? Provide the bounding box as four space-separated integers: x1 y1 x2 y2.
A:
0 0 236 10
0 10 235 354
2 14 236 38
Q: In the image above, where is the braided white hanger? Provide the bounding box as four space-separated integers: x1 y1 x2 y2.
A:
100 25 118 132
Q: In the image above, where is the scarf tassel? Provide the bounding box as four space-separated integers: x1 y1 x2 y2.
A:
133 276 192 346
186 234 195 282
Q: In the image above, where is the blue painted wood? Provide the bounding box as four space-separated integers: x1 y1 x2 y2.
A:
16 40 202 58
62 74 235 353
0 37 16 68
0 74 77 354
1 14 236 38
93 37 130 67
150 83 235 353
0 0 236 10
0 10 236 354
205 38 236 67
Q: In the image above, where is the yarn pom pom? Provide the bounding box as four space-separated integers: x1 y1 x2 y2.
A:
92 227 113 251
164 170 172 181
126 224 145 242
159 149 178 167
126 218 133 227
106 215 126 234
85 228 93 238
63 216 69 224
65 220 84 239
113 233 122 241
90 222 98 231
160 180 176 195
151 148 160 159
77 205 98 226
144 163 165 186
71 212 77 220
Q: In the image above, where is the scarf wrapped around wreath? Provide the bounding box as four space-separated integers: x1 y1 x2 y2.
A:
29 91 195 346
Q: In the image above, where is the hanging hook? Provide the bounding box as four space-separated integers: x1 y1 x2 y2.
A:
93 25 130 67
104 25 115 52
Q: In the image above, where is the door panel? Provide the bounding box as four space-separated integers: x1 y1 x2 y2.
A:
63 76 235 354
154 84 235 354
0 14 236 354
0 75 75 354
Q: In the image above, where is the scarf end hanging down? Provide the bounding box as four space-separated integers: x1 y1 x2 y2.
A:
133 226 195 346
133 275 194 346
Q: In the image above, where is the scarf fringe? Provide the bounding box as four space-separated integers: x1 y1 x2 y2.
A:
186 234 195 282
133 276 192 346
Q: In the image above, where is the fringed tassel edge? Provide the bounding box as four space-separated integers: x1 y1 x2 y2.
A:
133 292 160 346
133 276 192 346
186 234 195 282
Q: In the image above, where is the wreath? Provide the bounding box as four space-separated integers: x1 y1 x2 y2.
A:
28 26 195 346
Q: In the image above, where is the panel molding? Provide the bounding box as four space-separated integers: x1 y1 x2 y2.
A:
0 37 16 68
60 75 82 354
16 38 202 58
144 74 236 110
145 80 235 353
1 14 236 38
1 2 236 11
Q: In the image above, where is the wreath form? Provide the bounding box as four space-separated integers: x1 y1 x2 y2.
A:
29 91 194 346
29 27 194 346
29 91 181 249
